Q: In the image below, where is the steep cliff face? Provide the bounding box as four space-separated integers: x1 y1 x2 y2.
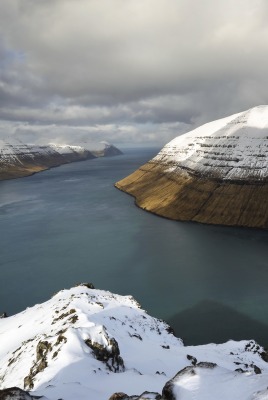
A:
0 285 267 400
0 139 122 180
116 106 268 229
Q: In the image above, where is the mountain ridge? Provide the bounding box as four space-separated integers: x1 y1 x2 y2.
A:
0 284 267 400
0 138 122 180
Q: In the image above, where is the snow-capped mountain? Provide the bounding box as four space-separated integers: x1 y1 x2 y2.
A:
154 105 268 182
0 138 122 180
116 106 268 229
0 284 267 400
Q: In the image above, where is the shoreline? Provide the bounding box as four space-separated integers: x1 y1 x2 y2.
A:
115 162 268 230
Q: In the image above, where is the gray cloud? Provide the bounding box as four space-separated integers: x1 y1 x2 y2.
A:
1 0 268 145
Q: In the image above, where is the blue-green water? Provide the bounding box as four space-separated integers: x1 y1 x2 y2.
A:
0 148 268 345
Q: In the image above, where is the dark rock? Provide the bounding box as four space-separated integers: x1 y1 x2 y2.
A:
108 392 161 400
55 334 67 345
52 309 77 324
162 379 177 400
165 325 175 335
76 282 95 289
24 341 52 389
235 368 245 373
196 361 217 369
108 393 129 400
254 365 262 374
85 336 124 372
244 341 268 363
0 312 7 319
36 341 52 363
260 350 268 362
0 387 43 399
187 354 197 365
162 366 196 400
137 392 161 399
129 333 142 341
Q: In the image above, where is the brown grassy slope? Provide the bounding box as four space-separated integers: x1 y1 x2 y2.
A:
0 151 95 181
115 161 268 229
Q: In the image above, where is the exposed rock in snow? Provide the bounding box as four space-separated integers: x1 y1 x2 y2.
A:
0 285 268 400
108 392 161 400
116 106 268 229
0 387 43 399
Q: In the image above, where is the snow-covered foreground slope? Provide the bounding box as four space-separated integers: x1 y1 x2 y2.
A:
0 285 267 400
116 106 268 229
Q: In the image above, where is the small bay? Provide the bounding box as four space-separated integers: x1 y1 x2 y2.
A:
0 148 268 346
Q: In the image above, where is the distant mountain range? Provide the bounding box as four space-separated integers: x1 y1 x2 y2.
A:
116 105 268 229
0 284 268 400
0 138 122 180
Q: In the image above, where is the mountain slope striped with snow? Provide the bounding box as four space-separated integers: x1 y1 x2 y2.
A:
154 105 268 182
0 138 122 180
0 285 268 400
116 106 268 229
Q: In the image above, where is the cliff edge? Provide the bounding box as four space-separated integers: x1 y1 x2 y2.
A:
116 106 268 229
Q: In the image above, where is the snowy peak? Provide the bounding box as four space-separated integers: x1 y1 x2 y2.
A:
0 284 181 398
155 105 268 182
48 143 89 155
0 285 268 399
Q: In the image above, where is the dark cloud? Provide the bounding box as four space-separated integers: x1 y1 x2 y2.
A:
1 0 268 145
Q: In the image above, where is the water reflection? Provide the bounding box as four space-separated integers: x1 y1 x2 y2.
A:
168 300 268 347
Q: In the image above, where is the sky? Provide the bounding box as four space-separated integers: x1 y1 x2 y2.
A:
1 0 268 147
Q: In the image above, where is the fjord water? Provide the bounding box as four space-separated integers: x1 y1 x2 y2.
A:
1 148 268 346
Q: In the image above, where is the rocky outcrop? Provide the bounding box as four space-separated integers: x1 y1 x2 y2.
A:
24 341 53 389
116 106 268 229
85 332 125 372
0 387 42 399
108 392 161 400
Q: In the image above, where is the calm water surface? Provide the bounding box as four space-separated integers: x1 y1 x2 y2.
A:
0 148 268 345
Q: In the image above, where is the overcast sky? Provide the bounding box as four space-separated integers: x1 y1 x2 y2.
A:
1 0 268 146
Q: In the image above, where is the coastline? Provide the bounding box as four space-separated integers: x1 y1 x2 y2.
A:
115 161 268 230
